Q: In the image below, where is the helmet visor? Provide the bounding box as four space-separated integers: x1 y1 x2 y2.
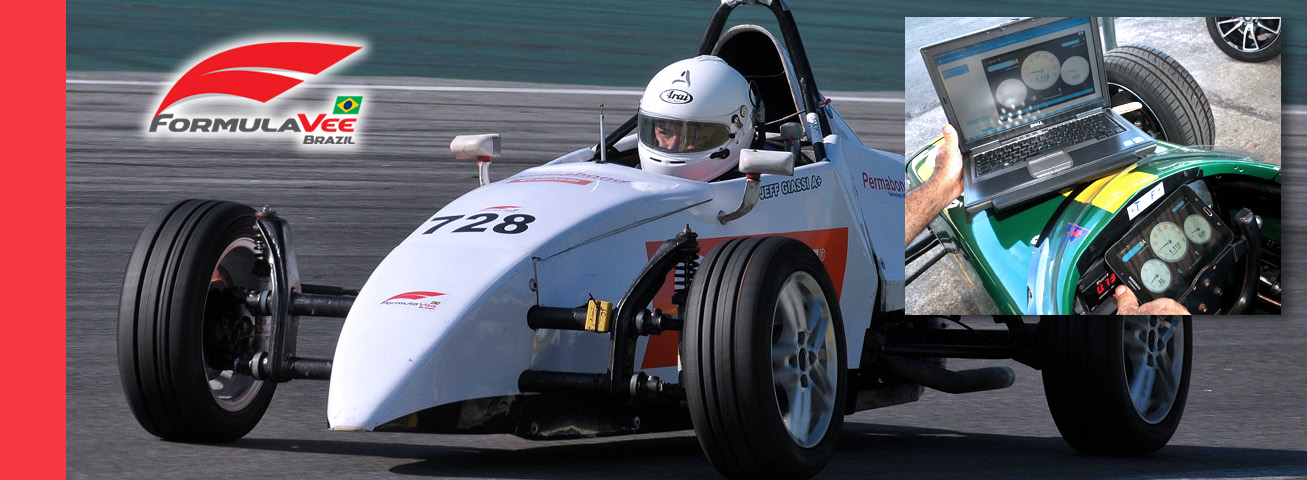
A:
638 114 732 154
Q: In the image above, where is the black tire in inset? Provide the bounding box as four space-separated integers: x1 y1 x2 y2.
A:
118 199 277 442
1207 17 1281 63
682 237 847 479
1104 45 1215 146
1040 316 1191 456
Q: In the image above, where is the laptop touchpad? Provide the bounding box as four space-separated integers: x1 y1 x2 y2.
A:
1026 150 1072 178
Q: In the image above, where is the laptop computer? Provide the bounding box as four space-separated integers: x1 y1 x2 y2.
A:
920 17 1157 213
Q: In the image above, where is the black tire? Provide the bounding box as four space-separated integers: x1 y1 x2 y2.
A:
118 199 276 442
682 237 847 479
1104 45 1215 146
1207 17 1281 63
1040 316 1191 456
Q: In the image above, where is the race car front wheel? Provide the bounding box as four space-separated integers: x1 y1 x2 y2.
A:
1104 45 1215 146
119 199 276 442
682 237 847 479
1040 316 1191 456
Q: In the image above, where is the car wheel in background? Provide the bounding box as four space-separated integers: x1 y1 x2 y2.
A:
1206 17 1282 63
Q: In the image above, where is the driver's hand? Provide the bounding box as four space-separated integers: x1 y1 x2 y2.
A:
927 124 964 200
1114 286 1192 315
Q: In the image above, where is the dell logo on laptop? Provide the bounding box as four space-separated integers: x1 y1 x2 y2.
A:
1030 121 1044 128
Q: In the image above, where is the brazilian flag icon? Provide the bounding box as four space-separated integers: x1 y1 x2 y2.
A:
334 96 362 114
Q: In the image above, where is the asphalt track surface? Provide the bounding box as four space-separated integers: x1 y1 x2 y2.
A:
66 74 1306 478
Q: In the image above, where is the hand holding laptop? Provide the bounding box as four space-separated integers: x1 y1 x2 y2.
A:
905 124 964 246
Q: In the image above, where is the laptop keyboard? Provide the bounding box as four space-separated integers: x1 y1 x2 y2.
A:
973 113 1127 177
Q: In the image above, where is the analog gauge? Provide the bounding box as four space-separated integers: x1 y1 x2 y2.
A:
1021 51 1060 90
1060 55 1090 86
1149 221 1188 262
1184 214 1212 244
1140 259 1171 293
995 78 1028 109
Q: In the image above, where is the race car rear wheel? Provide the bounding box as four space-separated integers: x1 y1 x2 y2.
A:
119 199 276 442
682 237 847 479
1040 316 1191 456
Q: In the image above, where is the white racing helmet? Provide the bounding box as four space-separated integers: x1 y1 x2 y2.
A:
637 56 756 181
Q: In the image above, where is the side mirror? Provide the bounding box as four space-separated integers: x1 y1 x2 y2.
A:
719 149 796 224
738 149 795 176
451 134 501 186
778 122 804 157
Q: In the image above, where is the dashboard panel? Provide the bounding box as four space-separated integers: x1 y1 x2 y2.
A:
1104 184 1234 306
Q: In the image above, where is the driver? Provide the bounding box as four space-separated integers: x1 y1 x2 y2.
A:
637 55 758 181
905 124 1191 315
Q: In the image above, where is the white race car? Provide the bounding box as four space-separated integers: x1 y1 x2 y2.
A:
118 1 1191 478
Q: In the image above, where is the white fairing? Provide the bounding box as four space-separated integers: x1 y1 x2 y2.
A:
328 163 710 430
328 119 905 433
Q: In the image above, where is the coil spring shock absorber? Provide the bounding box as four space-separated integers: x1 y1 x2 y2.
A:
671 230 700 313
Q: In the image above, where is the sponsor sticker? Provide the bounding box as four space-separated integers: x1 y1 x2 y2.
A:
659 89 693 104
380 291 446 311
860 172 905 198
508 172 632 185
1126 183 1165 220
759 175 823 200
1066 223 1089 243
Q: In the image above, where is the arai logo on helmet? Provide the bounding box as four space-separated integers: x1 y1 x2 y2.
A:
659 89 693 104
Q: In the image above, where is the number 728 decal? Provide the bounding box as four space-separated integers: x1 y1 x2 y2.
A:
422 213 536 235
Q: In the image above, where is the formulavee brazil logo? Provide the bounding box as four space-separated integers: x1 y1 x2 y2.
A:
381 291 446 311
148 40 366 146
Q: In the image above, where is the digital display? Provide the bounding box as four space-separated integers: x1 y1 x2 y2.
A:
1105 184 1235 304
1092 272 1117 302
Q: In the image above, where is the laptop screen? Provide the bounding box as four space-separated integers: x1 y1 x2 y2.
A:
928 17 1104 144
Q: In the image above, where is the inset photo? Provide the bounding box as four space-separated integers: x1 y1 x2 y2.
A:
903 17 1281 315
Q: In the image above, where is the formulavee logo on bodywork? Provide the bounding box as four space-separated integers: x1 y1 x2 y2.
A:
659 89 693 104
380 291 446 311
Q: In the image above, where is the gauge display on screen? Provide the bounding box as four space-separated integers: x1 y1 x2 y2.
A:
1059 55 1090 86
1140 259 1171 293
1184 214 1212 244
1021 51 1061 90
1149 221 1187 262
995 78 1028 109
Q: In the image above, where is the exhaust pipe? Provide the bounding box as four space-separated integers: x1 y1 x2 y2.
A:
875 355 1015 394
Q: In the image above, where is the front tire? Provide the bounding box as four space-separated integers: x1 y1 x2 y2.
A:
118 199 277 442
1104 45 1215 146
1041 316 1191 456
682 237 847 479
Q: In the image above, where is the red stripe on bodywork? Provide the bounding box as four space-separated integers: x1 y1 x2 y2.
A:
383 291 444 302
639 228 849 369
